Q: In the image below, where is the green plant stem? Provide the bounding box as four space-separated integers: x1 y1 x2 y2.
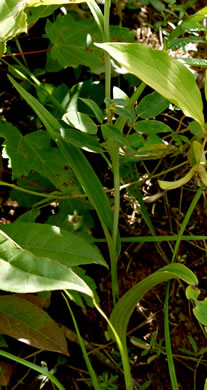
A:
0 350 65 390
93 300 133 390
115 81 146 133
15 38 29 70
94 235 207 242
103 0 121 304
109 81 147 302
63 292 101 390
107 139 120 303
164 282 179 390
112 145 120 245
0 181 85 200
164 185 204 390
104 0 111 100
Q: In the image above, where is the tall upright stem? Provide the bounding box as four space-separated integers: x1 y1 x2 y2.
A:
104 0 111 100
104 0 120 303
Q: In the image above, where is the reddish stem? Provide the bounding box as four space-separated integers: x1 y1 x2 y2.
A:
2 48 51 58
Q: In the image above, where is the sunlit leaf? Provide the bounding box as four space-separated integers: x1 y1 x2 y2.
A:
0 230 93 296
96 42 205 128
0 0 27 45
0 222 107 267
63 112 97 135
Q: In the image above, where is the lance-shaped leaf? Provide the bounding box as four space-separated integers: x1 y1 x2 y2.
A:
8 76 116 246
109 264 198 354
95 42 205 128
79 98 104 124
0 223 107 267
0 295 69 355
0 230 93 296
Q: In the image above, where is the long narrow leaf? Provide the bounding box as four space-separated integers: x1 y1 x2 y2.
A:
0 350 65 390
109 264 198 353
8 76 116 241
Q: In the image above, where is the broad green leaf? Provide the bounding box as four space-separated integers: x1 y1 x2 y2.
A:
79 98 104 124
62 112 97 135
133 120 172 134
137 91 170 119
109 264 198 353
0 123 80 193
205 71 207 102
0 0 27 45
0 230 93 296
45 14 135 74
101 125 128 146
0 223 107 267
54 127 101 153
96 42 205 128
0 295 68 355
